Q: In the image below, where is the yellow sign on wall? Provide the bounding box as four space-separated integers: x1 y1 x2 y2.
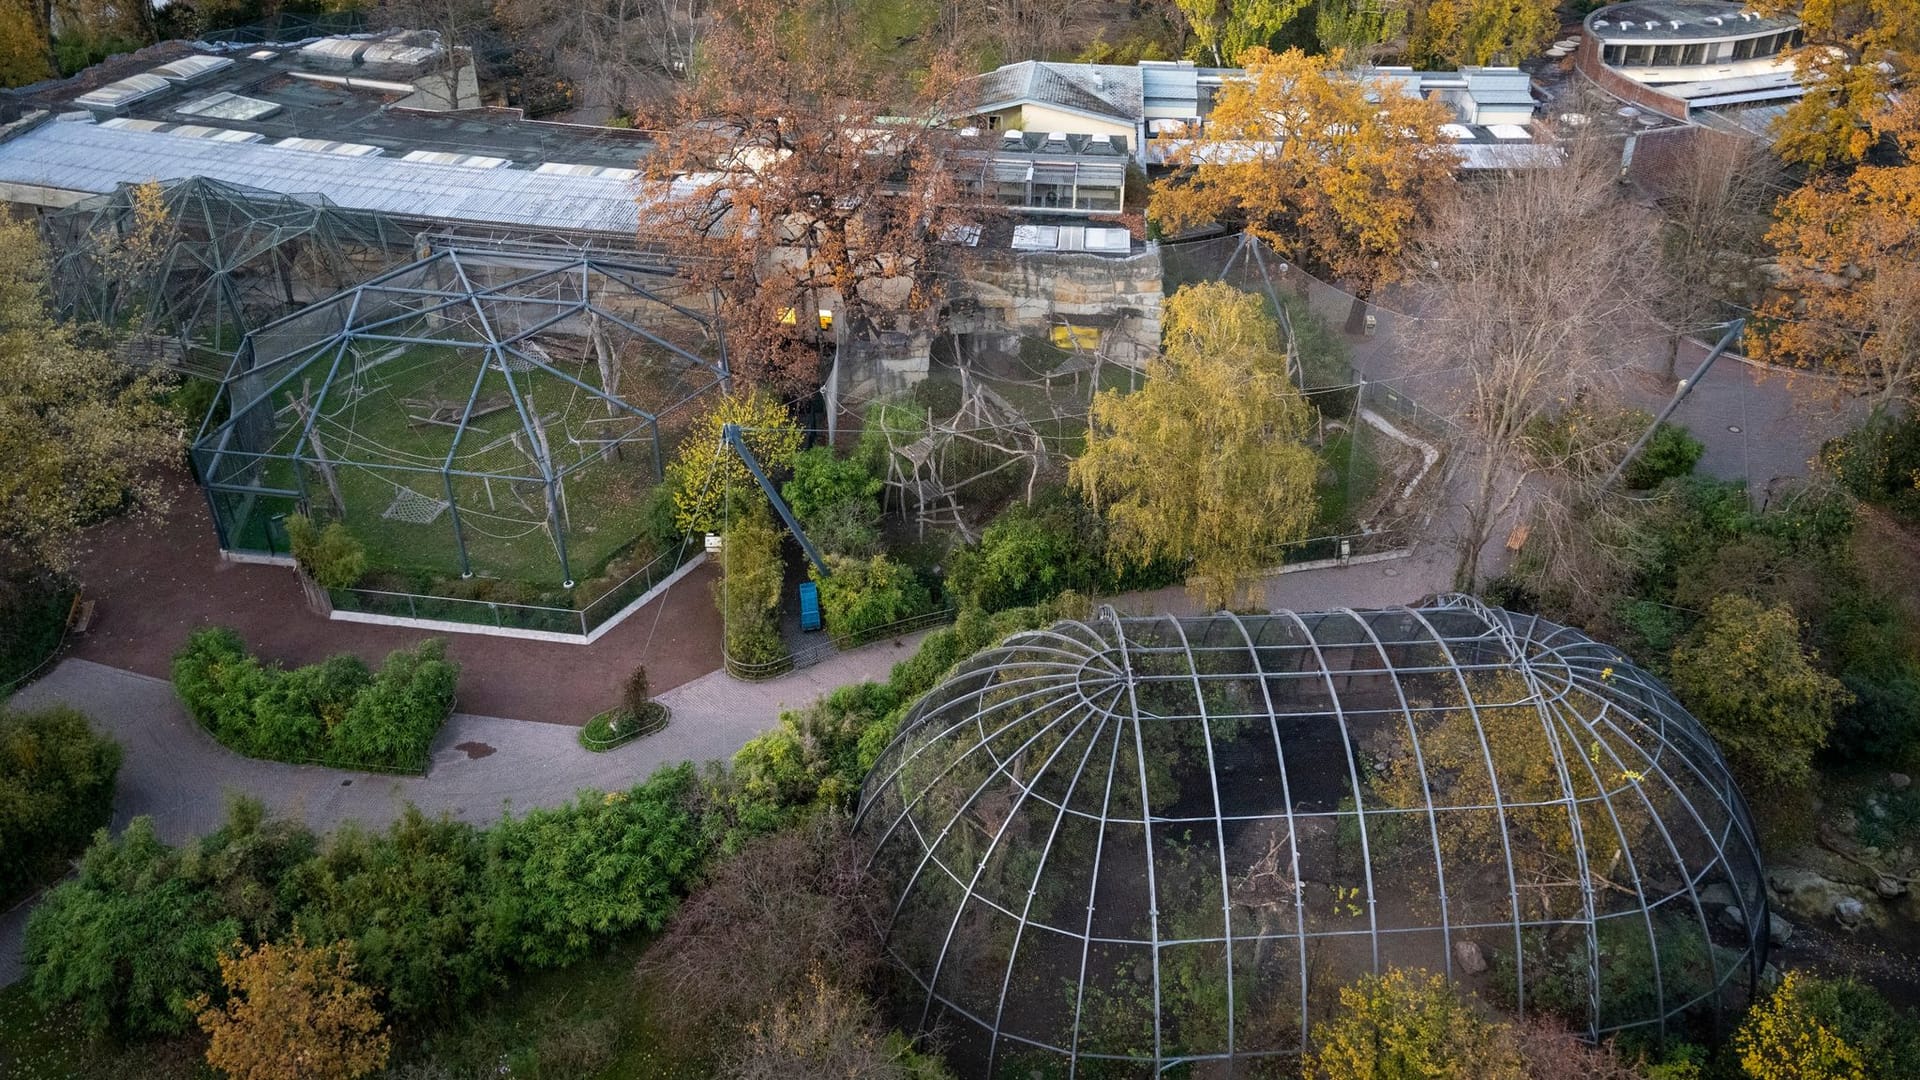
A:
1051 324 1099 350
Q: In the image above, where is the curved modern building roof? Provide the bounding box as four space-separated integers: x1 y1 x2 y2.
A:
857 598 1767 1077
1585 1 1799 43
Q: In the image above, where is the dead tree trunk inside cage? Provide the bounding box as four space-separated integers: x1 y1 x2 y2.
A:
291 378 346 518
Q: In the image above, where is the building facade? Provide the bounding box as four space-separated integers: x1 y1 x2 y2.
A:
1575 1 1805 120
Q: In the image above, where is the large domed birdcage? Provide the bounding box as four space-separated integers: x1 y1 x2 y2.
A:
856 597 1767 1078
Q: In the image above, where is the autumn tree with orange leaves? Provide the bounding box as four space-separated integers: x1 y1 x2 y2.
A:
638 0 988 393
1750 100 1920 409
1755 0 1920 170
1147 47 1458 305
193 938 390 1080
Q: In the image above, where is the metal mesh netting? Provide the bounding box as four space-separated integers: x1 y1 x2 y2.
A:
191 247 726 587
44 177 413 371
828 233 1438 552
857 597 1767 1077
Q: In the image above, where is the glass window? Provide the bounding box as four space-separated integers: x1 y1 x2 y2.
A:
1680 43 1706 65
1625 44 1653 65
1733 36 1756 60
1603 44 1625 64
1651 44 1678 65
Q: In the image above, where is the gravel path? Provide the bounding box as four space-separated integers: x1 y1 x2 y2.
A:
0 633 926 988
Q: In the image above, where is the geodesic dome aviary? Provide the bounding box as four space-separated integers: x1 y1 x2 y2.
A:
191 248 726 587
45 177 412 368
856 598 1766 1077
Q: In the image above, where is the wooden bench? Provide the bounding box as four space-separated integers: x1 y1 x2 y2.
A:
67 595 97 634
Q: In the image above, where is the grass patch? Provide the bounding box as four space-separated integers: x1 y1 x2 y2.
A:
391 931 708 1079
0 983 207 1080
1315 428 1382 534
579 703 671 752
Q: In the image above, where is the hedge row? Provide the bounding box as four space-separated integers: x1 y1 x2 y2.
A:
171 628 456 773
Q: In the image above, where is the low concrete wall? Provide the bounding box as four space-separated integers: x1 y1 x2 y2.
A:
327 553 706 645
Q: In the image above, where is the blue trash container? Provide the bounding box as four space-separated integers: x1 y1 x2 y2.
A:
798 580 822 632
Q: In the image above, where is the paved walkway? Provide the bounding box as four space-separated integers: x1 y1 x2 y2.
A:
0 632 925 987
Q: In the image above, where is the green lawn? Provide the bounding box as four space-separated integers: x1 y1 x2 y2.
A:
1315 428 1382 535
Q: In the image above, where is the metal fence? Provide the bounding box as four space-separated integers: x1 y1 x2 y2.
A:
328 543 697 638
724 606 959 681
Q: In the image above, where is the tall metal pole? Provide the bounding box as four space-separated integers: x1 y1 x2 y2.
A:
1602 319 1744 491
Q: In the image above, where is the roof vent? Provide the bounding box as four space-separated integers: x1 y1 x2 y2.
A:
1670 20 1681 29
1046 131 1068 142
1003 128 1023 139
1707 16 1723 24
1645 21 1657 29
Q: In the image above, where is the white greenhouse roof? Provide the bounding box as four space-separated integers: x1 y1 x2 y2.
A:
0 121 651 234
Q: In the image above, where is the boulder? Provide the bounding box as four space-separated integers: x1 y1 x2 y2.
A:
1718 905 1747 934
1697 883 1737 910
1769 866 1881 929
1890 772 1912 790
1836 897 1868 929
1453 939 1487 975
1768 913 1794 947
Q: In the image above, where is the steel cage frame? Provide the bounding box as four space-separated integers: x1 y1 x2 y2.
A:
855 597 1767 1077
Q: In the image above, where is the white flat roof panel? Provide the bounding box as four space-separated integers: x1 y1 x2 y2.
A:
0 121 650 234
1488 124 1533 139
74 73 171 110
150 55 234 83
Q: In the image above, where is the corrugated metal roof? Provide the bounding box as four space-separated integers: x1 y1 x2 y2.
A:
0 121 650 234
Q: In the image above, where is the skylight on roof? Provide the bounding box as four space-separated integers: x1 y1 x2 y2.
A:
175 91 283 122
274 137 384 157
401 151 511 169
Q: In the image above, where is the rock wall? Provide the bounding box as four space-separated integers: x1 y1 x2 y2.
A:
945 246 1164 371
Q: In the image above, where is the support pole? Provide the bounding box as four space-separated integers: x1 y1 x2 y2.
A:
443 468 473 578
722 423 830 575
1603 319 1744 491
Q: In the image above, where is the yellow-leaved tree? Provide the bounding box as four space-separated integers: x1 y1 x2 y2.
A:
1734 972 1868 1080
1148 47 1457 302
1307 968 1527 1080
664 388 803 534
1070 281 1318 611
1409 0 1557 67
1172 0 1313 65
194 938 390 1080
1750 101 1920 410
1756 0 1920 170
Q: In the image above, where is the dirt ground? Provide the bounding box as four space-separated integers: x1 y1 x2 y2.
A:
60 472 723 725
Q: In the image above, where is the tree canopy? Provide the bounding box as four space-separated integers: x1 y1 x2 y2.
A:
640 0 983 392
1071 281 1318 610
0 217 180 576
1668 594 1852 792
1407 0 1557 68
665 389 804 535
1757 0 1920 170
1172 0 1311 65
1750 102 1920 409
194 938 390 1080
1147 48 1457 295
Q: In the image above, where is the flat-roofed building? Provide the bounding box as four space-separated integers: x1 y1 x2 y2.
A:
1575 1 1806 119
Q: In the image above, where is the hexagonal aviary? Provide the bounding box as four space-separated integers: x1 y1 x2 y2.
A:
856 597 1767 1078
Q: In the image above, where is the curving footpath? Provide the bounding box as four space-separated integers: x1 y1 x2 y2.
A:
0 634 929 988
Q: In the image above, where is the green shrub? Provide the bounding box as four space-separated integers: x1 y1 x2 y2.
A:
946 497 1105 611
25 798 316 1037
327 640 457 770
720 504 788 669
291 807 505 1019
171 629 454 772
0 706 122 902
1625 422 1705 490
783 447 882 526
0 570 75 690
286 513 367 590
492 764 707 968
814 553 931 643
